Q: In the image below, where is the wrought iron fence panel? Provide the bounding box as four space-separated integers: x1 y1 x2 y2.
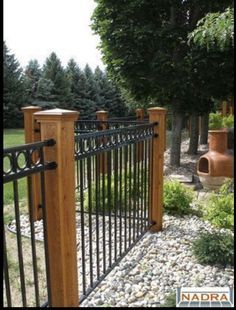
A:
74 123 155 302
3 140 56 307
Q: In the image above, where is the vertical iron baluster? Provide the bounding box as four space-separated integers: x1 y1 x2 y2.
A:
114 139 118 262
39 145 52 307
147 138 152 227
3 226 12 307
95 147 100 281
79 141 87 296
133 140 137 243
12 152 27 307
137 138 140 238
119 144 123 256
107 150 112 268
141 141 144 234
27 171 40 306
88 149 94 287
124 145 128 251
128 143 132 248
102 150 106 274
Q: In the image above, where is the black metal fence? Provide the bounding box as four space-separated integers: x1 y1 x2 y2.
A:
74 122 155 302
3 139 56 307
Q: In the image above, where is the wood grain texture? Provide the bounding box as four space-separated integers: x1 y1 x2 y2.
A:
148 107 167 232
34 109 79 307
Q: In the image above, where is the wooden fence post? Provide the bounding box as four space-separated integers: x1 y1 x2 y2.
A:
96 110 108 174
148 107 167 232
34 108 79 307
21 106 42 221
136 108 144 161
222 101 228 116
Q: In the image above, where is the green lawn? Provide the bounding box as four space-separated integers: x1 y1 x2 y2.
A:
4 129 27 205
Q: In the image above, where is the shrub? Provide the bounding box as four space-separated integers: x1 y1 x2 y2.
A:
209 112 223 129
160 292 176 307
83 168 145 212
192 231 234 266
203 180 234 230
209 112 234 130
222 114 234 129
163 179 194 215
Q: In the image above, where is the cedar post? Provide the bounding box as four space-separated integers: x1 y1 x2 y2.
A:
222 101 228 116
34 108 79 307
188 116 192 138
148 107 167 232
136 108 144 161
21 106 42 221
199 116 202 136
96 110 108 174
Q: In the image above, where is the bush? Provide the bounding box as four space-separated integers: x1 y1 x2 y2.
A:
160 292 176 307
192 231 234 266
163 179 194 215
203 180 234 230
83 168 145 212
209 112 234 130
222 114 234 129
209 112 223 129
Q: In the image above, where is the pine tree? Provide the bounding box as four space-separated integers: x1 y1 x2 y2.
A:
42 52 71 108
23 59 41 104
65 58 87 111
3 42 26 128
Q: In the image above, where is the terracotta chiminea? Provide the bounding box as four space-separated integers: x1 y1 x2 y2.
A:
197 129 234 189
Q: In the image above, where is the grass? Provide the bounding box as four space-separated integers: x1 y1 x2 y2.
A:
4 129 26 206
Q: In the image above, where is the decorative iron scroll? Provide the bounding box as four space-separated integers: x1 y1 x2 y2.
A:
75 119 149 134
3 139 56 183
74 123 155 160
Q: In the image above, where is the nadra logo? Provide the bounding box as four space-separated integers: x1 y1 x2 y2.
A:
176 287 234 307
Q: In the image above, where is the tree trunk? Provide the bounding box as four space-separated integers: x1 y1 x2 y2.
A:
170 111 183 166
188 113 199 154
199 113 209 145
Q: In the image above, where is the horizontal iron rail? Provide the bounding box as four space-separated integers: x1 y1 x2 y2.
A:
75 123 155 160
3 139 55 154
75 123 156 140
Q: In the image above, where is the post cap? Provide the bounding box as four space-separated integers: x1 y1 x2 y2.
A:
148 107 167 114
34 108 80 121
96 110 108 115
21 106 42 112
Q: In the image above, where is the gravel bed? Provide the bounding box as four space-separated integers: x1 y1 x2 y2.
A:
79 214 234 307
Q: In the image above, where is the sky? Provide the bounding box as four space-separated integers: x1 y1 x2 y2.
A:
3 0 105 70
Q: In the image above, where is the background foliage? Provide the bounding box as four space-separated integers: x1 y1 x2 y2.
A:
3 43 130 128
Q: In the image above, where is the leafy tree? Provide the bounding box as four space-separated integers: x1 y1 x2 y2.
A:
188 6 234 51
187 5 234 148
92 0 232 165
3 42 26 128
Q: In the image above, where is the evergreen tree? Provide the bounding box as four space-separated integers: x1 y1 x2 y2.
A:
23 59 41 104
94 67 128 117
82 64 98 118
3 42 26 128
65 58 87 111
34 78 58 109
42 52 71 108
